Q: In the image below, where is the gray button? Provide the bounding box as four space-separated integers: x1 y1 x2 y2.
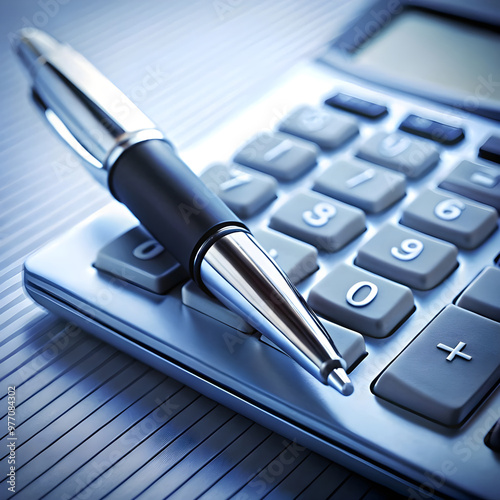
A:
356 131 440 178
252 228 318 285
94 225 187 294
260 318 366 371
373 305 500 426
439 160 500 212
181 280 254 333
308 263 414 338
233 132 318 181
456 266 500 322
278 105 358 150
355 223 458 290
200 163 277 218
313 158 406 213
400 189 497 249
269 190 366 252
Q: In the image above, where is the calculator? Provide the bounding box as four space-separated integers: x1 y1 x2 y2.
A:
23 0 500 498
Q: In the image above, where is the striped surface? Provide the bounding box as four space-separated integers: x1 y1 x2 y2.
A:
1 1 396 498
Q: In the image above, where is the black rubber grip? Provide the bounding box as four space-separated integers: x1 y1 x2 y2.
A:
109 139 245 274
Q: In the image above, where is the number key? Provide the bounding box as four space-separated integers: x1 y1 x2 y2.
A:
313 158 406 213
269 191 366 251
355 223 458 290
439 160 500 212
233 132 318 181
94 226 188 294
308 263 414 338
278 105 358 150
401 189 497 249
356 131 440 178
252 228 318 285
200 163 277 218
182 281 253 333
456 266 500 323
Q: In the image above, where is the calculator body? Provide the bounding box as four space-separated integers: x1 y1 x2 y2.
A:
24 1 500 498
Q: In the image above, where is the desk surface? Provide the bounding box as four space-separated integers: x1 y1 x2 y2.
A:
0 1 396 497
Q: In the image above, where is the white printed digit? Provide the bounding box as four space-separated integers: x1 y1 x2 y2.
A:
302 202 337 227
220 170 252 191
434 198 465 221
263 139 294 162
346 281 378 307
391 238 424 261
300 109 330 131
378 135 411 157
133 240 164 260
345 168 376 189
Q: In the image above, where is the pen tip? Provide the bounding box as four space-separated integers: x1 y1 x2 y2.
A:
327 368 354 396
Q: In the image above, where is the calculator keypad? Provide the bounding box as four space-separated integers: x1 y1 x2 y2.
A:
373 305 500 426
269 190 366 251
455 266 500 322
399 114 465 145
325 93 388 119
94 225 187 294
355 223 458 290
439 160 500 212
278 105 358 149
356 131 440 178
233 132 318 181
252 228 318 285
93 92 499 430
260 318 367 371
182 280 254 333
479 135 500 164
200 163 277 218
313 158 406 213
308 263 414 338
400 189 497 249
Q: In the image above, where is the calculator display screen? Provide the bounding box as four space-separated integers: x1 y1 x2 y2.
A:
351 9 500 106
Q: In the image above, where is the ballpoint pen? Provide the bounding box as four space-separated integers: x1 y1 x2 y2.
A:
13 28 353 395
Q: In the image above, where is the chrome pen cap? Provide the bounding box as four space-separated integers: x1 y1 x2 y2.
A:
13 28 166 185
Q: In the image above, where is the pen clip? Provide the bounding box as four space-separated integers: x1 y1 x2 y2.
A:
32 89 108 185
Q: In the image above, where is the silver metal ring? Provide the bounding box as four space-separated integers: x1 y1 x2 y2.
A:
192 225 248 284
104 129 167 172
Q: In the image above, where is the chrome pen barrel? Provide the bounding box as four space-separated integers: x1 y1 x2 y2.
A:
198 230 348 385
